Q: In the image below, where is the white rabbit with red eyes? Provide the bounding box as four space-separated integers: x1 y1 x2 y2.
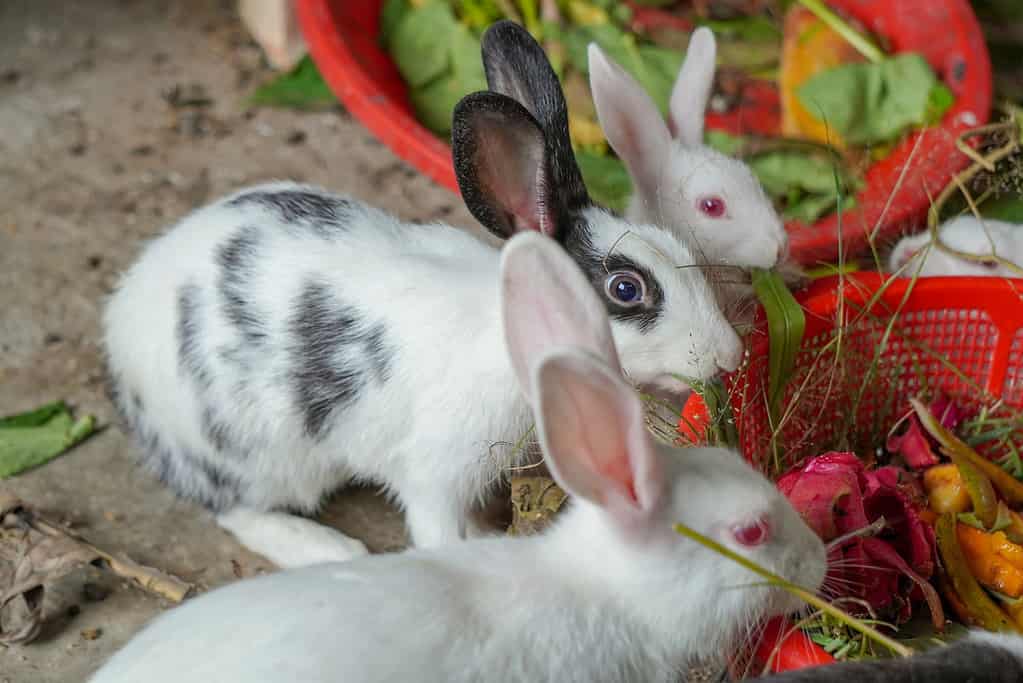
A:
586 28 789 274
888 216 1023 277
90 232 827 683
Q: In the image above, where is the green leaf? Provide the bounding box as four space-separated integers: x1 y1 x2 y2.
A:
388 2 459 89
980 196 1023 223
784 193 856 224
751 268 806 425
379 0 411 46
0 400 68 428
750 152 846 197
387 2 487 137
924 83 955 125
0 403 97 478
796 53 947 145
249 56 337 111
958 503 1013 532
575 150 633 212
704 129 749 156
562 24 682 116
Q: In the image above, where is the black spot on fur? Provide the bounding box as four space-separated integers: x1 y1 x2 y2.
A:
177 283 212 384
290 281 393 440
562 221 664 332
216 226 267 345
227 189 353 239
176 283 245 459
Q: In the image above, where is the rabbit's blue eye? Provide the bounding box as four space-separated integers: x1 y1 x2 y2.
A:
605 272 645 307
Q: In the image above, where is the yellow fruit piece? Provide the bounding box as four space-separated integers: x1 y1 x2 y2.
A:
923 463 972 514
957 523 1023 599
993 530 1023 571
779 5 865 150
568 114 608 152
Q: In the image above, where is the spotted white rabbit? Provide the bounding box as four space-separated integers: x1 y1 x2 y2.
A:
102 22 744 569
586 27 788 273
888 216 1023 278
91 232 826 683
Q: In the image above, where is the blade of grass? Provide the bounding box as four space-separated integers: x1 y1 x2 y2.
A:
795 0 884 64
752 269 806 432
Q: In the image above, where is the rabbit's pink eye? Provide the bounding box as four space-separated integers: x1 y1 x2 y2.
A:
732 516 771 547
698 196 726 218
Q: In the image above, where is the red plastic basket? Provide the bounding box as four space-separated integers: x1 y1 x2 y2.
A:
682 273 1023 672
295 0 991 266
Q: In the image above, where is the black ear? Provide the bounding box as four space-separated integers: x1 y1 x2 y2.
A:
453 91 560 239
479 21 589 215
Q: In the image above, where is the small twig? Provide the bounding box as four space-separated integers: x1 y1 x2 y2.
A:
29 515 191 603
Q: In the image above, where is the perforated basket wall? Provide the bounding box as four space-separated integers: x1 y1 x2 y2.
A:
703 274 1023 470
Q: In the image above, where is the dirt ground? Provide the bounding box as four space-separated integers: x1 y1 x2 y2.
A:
0 1 485 680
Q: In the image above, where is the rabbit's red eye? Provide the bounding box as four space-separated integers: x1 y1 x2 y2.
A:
732 516 771 547
980 259 1000 270
698 196 726 218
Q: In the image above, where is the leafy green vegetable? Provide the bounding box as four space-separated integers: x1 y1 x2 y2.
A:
561 23 683 116
796 53 952 146
382 0 488 137
575 150 632 211
0 401 97 478
752 268 806 427
390 2 459 88
249 57 337 111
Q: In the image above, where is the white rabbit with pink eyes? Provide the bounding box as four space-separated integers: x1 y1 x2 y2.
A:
888 216 1023 278
586 27 789 275
90 232 827 683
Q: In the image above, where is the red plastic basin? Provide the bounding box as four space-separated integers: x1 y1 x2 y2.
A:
296 0 991 266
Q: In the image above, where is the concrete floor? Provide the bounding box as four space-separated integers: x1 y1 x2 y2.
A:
0 1 483 679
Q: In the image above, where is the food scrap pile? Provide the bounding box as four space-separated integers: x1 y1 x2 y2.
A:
380 0 953 222
774 392 1023 660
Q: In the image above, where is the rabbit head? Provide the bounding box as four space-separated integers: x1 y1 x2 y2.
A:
588 27 788 272
455 20 745 395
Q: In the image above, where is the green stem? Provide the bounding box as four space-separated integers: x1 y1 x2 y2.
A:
796 0 885 64
673 522 914 658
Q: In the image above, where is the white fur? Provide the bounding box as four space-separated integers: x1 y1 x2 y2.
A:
92 237 825 681
588 30 788 272
888 216 1023 277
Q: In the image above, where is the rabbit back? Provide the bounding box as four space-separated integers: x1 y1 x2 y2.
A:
104 182 524 514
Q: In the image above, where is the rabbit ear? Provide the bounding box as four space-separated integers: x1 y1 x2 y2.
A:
452 92 562 239
588 43 672 206
533 349 662 515
479 20 590 213
668 27 716 147
500 232 622 401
